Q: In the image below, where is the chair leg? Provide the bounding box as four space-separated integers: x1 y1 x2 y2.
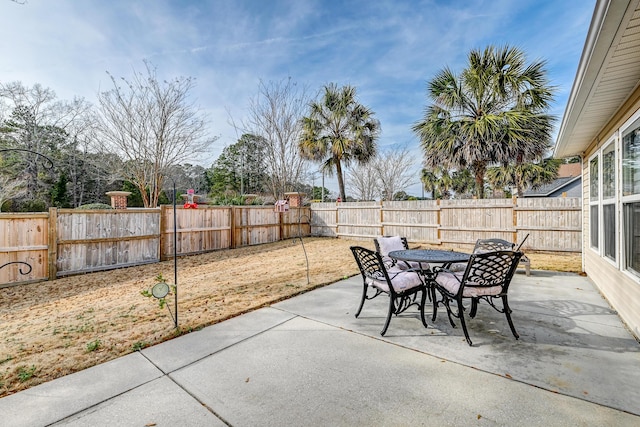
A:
502 296 519 340
443 296 456 328
380 297 395 336
419 288 428 328
457 298 473 346
431 286 438 322
355 283 368 318
469 298 479 318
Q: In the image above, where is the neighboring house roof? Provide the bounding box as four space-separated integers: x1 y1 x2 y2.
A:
522 176 582 197
554 0 640 158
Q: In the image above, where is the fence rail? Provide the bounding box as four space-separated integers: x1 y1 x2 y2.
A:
1 206 311 286
310 198 582 252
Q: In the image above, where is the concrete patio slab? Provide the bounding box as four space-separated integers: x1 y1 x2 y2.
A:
142 307 295 373
171 315 638 426
52 376 225 427
0 352 162 427
1 271 638 426
272 271 640 416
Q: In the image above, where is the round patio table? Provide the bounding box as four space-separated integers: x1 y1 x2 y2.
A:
388 249 470 265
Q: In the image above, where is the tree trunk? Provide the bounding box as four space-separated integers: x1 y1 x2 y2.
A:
474 163 485 199
335 158 346 201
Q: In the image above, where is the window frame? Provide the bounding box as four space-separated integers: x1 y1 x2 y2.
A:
588 153 600 253
621 109 640 278
588 137 618 266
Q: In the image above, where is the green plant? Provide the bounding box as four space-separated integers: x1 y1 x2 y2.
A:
86 339 101 352
132 341 149 351
76 203 114 210
17 365 37 382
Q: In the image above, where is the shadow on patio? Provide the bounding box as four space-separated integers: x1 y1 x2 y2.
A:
273 269 640 416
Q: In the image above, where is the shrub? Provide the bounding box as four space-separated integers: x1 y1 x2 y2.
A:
76 203 114 210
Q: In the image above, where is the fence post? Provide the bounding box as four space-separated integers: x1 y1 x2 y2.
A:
436 199 441 243
512 196 518 244
230 206 236 249
279 211 284 241
379 200 384 236
335 202 339 237
47 207 57 281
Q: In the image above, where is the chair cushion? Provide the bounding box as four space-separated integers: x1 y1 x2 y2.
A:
377 236 405 257
367 270 423 293
448 262 467 272
397 260 427 271
435 272 502 297
377 236 404 269
376 236 429 271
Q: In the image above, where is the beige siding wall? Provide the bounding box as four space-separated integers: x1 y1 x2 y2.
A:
584 250 640 339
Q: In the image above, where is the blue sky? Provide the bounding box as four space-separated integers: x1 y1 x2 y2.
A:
0 0 595 196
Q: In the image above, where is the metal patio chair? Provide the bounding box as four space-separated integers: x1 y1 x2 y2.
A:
350 246 428 336
431 250 523 346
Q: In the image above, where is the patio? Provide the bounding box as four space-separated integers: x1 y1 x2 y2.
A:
1 270 639 426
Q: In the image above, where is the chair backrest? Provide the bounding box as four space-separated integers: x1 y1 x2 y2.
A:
351 245 396 288
473 238 515 254
460 250 523 294
374 236 409 261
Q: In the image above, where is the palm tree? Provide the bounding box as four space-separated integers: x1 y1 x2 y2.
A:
299 84 380 201
412 45 555 199
421 167 453 199
486 158 561 197
451 168 475 198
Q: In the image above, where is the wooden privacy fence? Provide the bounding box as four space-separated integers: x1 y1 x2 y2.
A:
311 197 582 252
0 206 311 286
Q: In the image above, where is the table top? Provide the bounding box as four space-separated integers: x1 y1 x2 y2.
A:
389 249 470 264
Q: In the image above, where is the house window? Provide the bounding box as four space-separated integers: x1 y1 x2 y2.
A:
590 205 599 249
624 203 640 276
590 156 599 200
623 115 640 276
602 143 616 261
623 116 640 196
589 156 599 250
603 204 616 261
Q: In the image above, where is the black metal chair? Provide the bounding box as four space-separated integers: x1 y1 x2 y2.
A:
350 246 429 336
431 250 523 346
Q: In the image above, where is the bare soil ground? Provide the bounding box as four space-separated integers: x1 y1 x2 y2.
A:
0 237 581 398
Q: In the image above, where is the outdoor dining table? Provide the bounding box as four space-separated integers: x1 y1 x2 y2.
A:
388 249 470 276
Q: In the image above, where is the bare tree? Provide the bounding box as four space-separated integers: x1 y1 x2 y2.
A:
375 146 416 200
346 161 379 201
0 174 26 211
96 62 217 207
0 82 93 209
243 78 310 200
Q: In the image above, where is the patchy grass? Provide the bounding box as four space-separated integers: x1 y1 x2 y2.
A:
0 237 581 397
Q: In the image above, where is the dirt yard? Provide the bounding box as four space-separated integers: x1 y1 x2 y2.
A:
0 237 581 398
